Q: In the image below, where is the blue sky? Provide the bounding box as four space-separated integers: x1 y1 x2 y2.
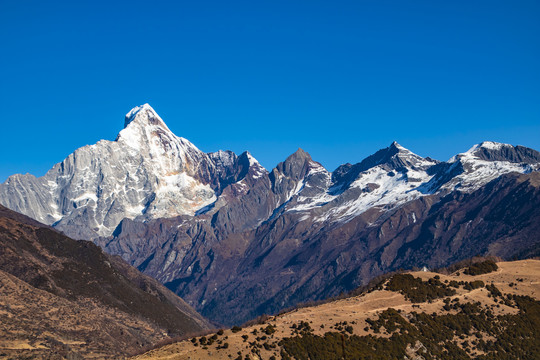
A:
1 1 539 181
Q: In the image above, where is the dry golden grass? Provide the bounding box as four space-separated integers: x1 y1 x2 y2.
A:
130 259 540 360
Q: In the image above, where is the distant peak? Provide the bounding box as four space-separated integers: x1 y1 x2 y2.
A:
389 141 410 153
286 148 312 163
341 141 433 175
478 141 510 150
239 151 263 168
123 104 170 131
455 141 540 164
466 141 510 151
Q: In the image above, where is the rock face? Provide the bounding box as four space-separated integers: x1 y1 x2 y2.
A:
2 104 540 325
0 104 263 240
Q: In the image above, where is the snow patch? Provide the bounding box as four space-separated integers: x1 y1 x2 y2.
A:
72 193 98 203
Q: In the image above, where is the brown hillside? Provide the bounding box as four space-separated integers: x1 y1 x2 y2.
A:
0 205 211 359
132 259 540 360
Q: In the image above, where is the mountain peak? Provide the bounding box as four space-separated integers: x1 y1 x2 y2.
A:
116 104 182 151
457 141 540 164
123 104 170 131
271 148 318 182
478 141 509 150
236 151 263 168
286 148 312 163
339 142 432 177
388 141 414 154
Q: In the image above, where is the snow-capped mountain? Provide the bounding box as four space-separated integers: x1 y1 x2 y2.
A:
2 104 540 325
0 104 263 239
266 140 538 225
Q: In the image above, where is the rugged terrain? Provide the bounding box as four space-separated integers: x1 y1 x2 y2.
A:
0 205 210 359
132 259 540 359
1 104 539 325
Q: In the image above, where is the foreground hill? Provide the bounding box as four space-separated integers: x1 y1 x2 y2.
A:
0 205 210 359
132 259 540 360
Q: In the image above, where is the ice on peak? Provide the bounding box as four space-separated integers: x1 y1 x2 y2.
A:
116 104 204 166
245 152 263 168
452 141 513 162
381 142 433 169
123 103 170 131
478 141 510 150
124 104 151 127
210 150 237 167
389 141 414 154
465 141 510 154
125 103 150 119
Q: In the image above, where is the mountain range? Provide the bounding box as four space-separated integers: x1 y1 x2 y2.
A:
1 104 539 325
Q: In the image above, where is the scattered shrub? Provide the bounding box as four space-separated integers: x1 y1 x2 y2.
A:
231 326 242 333
386 274 456 302
463 260 498 276
280 295 540 360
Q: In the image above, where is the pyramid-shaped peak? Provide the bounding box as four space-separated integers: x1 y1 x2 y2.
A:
116 104 202 156
124 104 170 131
237 151 263 167
389 141 413 153
346 141 434 174
285 148 312 163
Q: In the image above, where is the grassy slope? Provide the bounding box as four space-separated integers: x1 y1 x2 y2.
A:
132 259 540 360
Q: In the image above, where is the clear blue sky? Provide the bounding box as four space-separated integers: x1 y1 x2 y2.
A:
1 1 539 182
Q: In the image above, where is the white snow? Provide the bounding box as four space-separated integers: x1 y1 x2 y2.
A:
479 141 508 150
285 141 538 225
72 192 98 203
210 150 235 167
246 153 267 179
6 104 221 237
444 142 533 192
163 250 178 271
451 141 509 162
315 166 433 223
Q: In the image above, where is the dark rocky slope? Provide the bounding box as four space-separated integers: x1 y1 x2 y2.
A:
100 171 540 326
0 205 210 359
